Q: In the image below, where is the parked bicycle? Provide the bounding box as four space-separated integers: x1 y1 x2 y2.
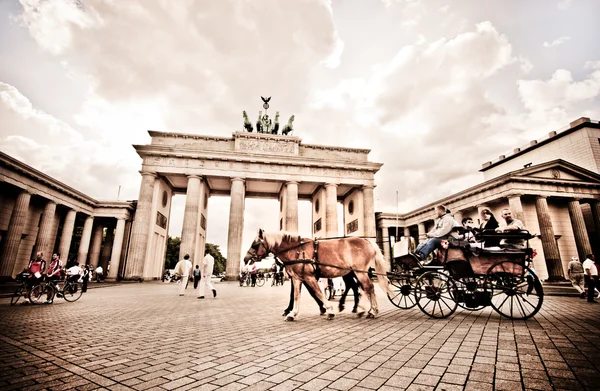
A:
29 274 84 304
10 272 32 306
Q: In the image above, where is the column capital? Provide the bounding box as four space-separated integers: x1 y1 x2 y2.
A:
187 174 202 180
230 177 245 183
286 180 299 186
569 197 582 203
507 193 523 199
324 183 338 188
139 171 157 178
536 195 548 200
362 184 375 190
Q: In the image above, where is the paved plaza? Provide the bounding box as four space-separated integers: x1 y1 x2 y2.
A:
1 281 600 391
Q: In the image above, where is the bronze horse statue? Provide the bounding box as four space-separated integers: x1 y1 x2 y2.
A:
243 229 394 321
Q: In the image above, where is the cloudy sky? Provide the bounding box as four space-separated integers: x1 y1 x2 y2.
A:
2 0 600 259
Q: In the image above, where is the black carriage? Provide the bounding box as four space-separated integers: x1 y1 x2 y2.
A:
387 229 543 319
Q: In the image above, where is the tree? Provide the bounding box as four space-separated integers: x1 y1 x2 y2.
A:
205 243 226 275
165 236 181 270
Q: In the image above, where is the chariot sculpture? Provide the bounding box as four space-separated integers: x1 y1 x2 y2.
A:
242 97 294 135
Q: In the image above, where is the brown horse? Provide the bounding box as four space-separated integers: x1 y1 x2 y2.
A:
243 229 394 321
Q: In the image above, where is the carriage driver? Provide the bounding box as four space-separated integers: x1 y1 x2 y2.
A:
413 205 460 261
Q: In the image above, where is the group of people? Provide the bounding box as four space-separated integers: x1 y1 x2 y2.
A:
19 251 91 304
174 249 217 299
413 205 527 262
568 254 599 303
240 262 259 286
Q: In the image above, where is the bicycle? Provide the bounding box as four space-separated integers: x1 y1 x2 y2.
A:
29 275 84 304
255 272 265 287
10 272 31 306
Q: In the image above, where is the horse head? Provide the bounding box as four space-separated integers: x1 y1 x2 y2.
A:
243 228 270 264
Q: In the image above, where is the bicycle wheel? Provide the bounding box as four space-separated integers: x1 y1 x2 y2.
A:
414 271 457 319
256 277 265 287
10 285 25 306
29 283 49 304
62 281 83 302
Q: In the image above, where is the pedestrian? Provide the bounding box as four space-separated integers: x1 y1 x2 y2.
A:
95 265 103 282
583 254 598 303
198 249 217 299
250 262 257 287
81 264 91 292
567 256 586 298
174 254 193 296
193 265 201 289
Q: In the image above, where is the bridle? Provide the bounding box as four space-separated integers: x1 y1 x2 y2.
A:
247 238 269 262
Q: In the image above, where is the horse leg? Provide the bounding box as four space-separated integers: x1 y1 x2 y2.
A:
355 273 377 318
303 280 326 315
352 281 360 313
286 277 303 321
283 279 295 316
339 274 351 312
303 276 335 320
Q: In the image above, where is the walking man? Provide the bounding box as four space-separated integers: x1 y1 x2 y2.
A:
568 256 586 298
174 254 193 296
193 265 201 289
198 249 217 299
583 254 598 303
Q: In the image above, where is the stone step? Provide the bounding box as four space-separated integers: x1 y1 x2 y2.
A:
542 281 581 297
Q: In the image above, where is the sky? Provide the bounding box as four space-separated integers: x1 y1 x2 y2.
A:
1 0 600 260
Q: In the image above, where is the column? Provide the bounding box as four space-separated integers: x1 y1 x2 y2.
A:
58 209 77 261
179 175 201 264
33 200 57 257
590 201 600 244
0 190 31 278
286 181 299 232
108 219 126 280
418 223 426 243
453 211 463 226
89 224 104 267
380 226 391 262
226 178 245 280
125 172 157 279
535 196 563 280
77 215 94 265
100 224 114 274
325 183 338 237
508 194 525 222
363 185 376 238
568 199 593 260
404 226 411 237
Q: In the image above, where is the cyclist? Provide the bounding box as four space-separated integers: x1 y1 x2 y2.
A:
22 252 46 303
44 253 64 304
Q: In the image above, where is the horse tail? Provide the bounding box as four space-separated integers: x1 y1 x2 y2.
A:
367 238 394 297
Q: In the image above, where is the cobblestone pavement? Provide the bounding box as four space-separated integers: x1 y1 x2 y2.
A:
1 281 600 391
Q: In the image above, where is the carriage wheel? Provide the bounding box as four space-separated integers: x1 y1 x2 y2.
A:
387 275 417 309
256 276 265 287
452 277 486 311
485 260 543 320
415 271 457 318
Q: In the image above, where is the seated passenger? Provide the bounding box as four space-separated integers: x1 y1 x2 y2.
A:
479 208 500 248
414 205 459 261
496 208 526 249
461 217 477 243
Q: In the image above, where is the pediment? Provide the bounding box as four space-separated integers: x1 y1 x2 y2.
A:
514 159 600 183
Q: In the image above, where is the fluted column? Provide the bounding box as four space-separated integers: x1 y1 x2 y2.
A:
125 172 157 279
89 224 104 267
404 226 411 238
0 190 31 278
418 223 426 243
77 216 95 265
58 209 77 261
108 218 126 280
226 178 245 280
508 194 525 222
590 201 600 244
180 175 202 263
568 199 593 260
286 181 299 232
325 183 338 237
100 224 114 274
535 196 563 280
380 225 391 262
34 201 57 257
363 185 376 238
453 211 463 225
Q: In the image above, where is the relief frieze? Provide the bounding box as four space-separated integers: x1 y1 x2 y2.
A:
236 139 296 155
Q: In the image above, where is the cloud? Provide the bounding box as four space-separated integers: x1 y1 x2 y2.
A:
543 36 571 48
557 0 574 10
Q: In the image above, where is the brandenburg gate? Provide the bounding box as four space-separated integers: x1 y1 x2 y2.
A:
127 129 382 280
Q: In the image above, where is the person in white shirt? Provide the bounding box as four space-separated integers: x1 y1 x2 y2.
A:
567 256 586 298
582 254 598 303
67 264 82 281
95 265 103 282
174 254 193 296
198 249 216 299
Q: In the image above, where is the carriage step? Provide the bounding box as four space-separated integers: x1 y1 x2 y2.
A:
542 281 581 297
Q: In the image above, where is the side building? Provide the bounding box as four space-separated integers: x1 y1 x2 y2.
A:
376 117 600 281
0 152 135 280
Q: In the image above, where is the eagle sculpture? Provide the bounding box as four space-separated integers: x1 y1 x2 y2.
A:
261 96 271 104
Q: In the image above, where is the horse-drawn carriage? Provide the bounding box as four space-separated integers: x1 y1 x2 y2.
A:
388 229 543 319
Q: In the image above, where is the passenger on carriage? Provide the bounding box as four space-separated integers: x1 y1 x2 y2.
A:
461 217 477 243
496 208 526 249
479 208 501 248
413 205 460 262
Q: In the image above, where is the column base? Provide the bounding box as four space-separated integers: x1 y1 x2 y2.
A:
121 276 145 282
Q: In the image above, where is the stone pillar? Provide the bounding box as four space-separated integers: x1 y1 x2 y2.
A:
568 199 593 260
418 223 426 242
180 175 201 263
108 218 126 280
590 201 600 244
77 216 94 265
535 196 563 280
453 211 463 225
380 225 391 262
0 190 31 278
89 224 104 268
404 226 411 237
508 194 525 222
363 185 376 238
100 224 114 274
125 172 156 279
34 201 57 258
286 181 299 232
58 209 77 262
325 183 338 237
226 178 245 280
